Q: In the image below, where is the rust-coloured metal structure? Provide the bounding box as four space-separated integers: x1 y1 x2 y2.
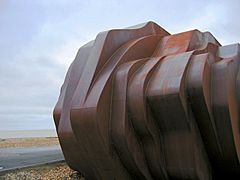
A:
53 22 240 179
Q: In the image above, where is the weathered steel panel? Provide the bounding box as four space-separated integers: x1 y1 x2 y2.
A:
54 22 240 179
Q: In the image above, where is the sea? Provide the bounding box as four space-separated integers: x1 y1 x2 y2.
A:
0 129 57 139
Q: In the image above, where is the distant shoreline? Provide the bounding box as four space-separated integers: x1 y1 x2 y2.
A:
0 137 59 148
0 129 57 139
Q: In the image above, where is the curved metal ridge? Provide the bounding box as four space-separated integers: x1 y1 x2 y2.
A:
54 22 240 179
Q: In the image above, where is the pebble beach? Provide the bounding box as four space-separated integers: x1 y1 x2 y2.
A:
0 135 85 179
0 162 84 180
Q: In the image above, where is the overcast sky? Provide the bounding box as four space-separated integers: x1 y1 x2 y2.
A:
0 0 239 130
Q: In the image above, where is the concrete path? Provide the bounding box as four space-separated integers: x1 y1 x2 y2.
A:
0 145 64 172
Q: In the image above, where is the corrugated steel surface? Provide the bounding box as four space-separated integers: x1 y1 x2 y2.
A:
54 22 240 179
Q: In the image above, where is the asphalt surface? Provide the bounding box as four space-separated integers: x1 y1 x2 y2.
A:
0 145 64 172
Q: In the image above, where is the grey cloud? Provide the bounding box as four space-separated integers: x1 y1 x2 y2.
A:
0 0 239 130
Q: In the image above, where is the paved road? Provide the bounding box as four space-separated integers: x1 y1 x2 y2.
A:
0 145 64 172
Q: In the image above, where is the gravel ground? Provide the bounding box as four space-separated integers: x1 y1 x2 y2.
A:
0 162 85 180
0 138 85 179
0 137 59 148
